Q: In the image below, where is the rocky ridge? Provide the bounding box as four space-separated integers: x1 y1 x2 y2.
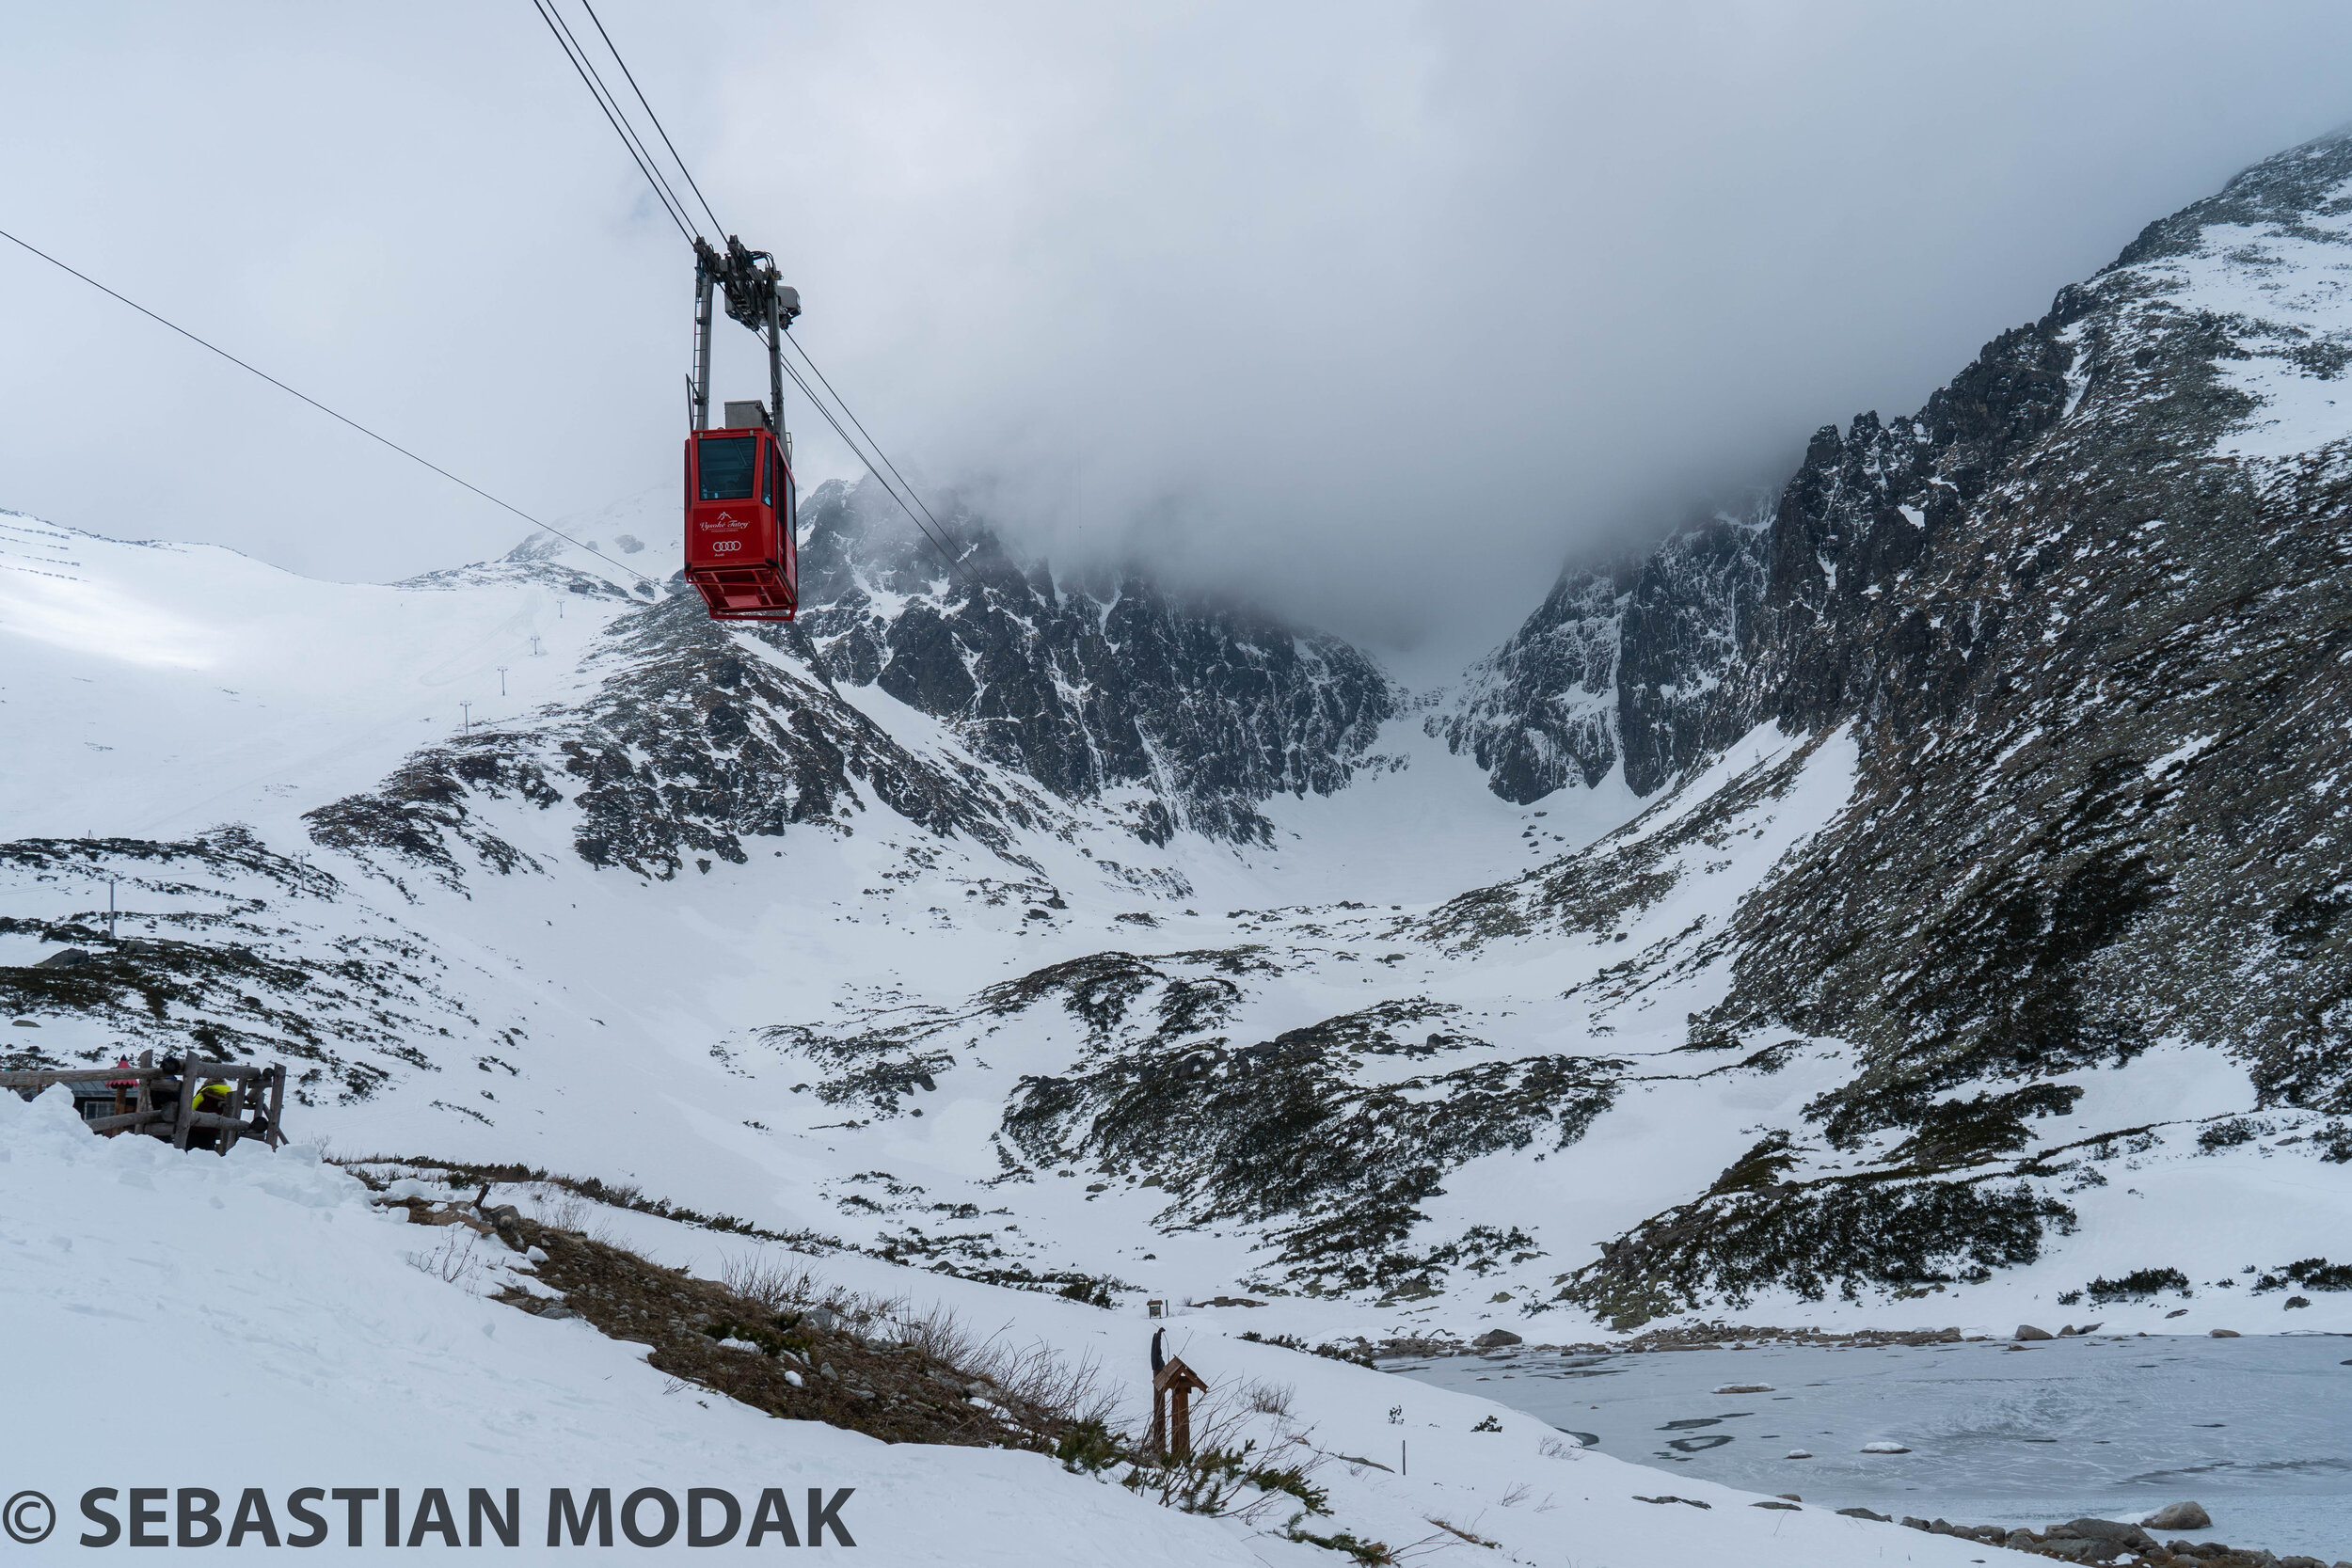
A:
1420 132 2352 1318
795 480 1400 845
1434 511 1769 802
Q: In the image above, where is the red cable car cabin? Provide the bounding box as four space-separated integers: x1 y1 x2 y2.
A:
683 407 796 621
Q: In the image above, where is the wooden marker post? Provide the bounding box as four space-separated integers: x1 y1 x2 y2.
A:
1152 1356 1209 1460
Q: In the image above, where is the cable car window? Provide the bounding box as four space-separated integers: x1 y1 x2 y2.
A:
761 442 773 506
698 436 756 500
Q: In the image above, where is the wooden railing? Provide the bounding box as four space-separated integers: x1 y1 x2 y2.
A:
0 1053 288 1154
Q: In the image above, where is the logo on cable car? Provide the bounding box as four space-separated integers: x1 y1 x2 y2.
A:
701 509 748 531
711 540 741 552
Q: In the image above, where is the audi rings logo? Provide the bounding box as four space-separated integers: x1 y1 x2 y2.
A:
4 1490 55 1544
712 540 741 552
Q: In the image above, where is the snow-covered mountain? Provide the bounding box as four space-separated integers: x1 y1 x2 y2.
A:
8 131 2352 1351
1424 129 2352 1329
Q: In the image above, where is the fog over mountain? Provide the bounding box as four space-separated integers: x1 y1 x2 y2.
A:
6 3 2352 657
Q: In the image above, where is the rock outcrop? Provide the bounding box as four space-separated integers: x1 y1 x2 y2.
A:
797 481 1399 844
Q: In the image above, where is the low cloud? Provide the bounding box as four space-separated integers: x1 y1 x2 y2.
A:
4 2 2348 662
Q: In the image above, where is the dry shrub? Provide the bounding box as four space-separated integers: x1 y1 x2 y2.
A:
975 1334 1119 1431
885 1300 1119 1431
696 1253 1118 1439
1246 1378 1296 1418
715 1250 831 1313
514 1183 619 1245
405 1230 485 1288
1122 1376 1328 1524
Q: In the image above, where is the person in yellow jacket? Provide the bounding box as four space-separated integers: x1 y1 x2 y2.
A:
189 1075 235 1148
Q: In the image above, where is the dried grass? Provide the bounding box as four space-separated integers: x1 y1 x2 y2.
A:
1246 1378 1296 1418
714 1250 832 1314
884 1300 1119 1430
405 1230 485 1288
1427 1517 1501 1548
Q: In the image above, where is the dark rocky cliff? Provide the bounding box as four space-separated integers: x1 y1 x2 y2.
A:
796 481 1399 844
1435 515 1768 800
1430 132 2352 1320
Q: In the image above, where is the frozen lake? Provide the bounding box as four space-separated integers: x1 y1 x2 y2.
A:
1387 1334 2352 1560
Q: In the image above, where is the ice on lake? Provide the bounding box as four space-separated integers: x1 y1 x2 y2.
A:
1388 1334 2352 1560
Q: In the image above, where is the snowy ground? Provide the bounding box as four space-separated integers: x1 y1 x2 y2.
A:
0 1085 2012 1565
1393 1337 2352 1560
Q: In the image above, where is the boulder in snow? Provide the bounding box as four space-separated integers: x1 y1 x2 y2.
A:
2047 1518 2157 1551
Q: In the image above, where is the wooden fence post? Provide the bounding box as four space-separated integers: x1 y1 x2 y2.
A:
170 1063 199 1151
215 1075 242 1158
266 1065 285 1149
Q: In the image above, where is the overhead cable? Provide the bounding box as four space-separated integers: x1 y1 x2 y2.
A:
773 348 972 585
0 224 657 588
783 336 961 564
530 0 700 244
579 0 729 240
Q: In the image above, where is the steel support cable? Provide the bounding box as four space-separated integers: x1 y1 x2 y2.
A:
540 0 700 240
579 0 729 240
781 335 958 555
0 224 657 588
537 0 700 243
530 0 699 244
773 347 971 585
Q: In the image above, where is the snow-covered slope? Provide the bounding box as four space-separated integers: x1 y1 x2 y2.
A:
9 131 2352 1363
2 1083 2011 1566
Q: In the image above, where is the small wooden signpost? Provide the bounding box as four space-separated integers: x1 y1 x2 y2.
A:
1151 1355 1209 1460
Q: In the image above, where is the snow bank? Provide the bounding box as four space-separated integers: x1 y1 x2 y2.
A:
0 1089 2000 1563
0 1087 1257 1564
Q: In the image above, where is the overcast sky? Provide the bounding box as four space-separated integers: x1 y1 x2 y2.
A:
5 3 2352 663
